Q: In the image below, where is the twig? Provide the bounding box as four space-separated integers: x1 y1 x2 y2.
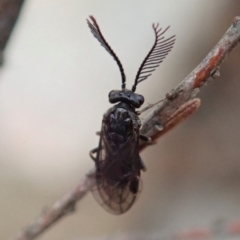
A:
16 170 95 240
14 16 240 240
140 98 201 150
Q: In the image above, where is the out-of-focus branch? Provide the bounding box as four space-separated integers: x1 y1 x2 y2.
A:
14 17 240 240
15 170 95 240
73 219 240 239
0 0 25 64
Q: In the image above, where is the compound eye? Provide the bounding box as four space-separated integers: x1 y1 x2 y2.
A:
109 90 120 103
108 90 114 98
138 95 144 105
132 94 144 108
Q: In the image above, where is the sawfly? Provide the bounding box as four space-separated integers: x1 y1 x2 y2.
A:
87 16 175 214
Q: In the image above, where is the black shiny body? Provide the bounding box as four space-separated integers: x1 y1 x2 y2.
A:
87 16 175 214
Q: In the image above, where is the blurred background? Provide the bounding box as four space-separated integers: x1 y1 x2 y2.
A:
1 0 240 239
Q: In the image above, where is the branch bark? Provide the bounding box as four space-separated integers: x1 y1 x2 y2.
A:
14 16 240 240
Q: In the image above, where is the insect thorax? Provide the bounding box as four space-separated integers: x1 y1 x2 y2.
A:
103 101 141 149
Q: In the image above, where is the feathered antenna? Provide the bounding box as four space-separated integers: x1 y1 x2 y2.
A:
132 23 175 92
87 16 126 90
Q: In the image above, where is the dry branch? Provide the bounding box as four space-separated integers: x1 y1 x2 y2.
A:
14 16 240 240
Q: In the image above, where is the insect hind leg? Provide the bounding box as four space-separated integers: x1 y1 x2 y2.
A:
139 156 147 172
140 134 152 143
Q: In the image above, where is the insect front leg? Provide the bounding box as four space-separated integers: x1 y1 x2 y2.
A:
89 147 99 162
90 131 102 161
95 131 101 136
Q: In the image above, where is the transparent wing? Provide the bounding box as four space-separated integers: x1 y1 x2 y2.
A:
91 126 142 215
91 174 142 215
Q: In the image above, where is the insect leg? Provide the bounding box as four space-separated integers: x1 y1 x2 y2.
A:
139 134 152 143
129 177 139 194
139 156 147 172
95 131 101 136
89 147 99 161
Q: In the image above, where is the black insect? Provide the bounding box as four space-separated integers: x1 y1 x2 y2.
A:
87 16 175 215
